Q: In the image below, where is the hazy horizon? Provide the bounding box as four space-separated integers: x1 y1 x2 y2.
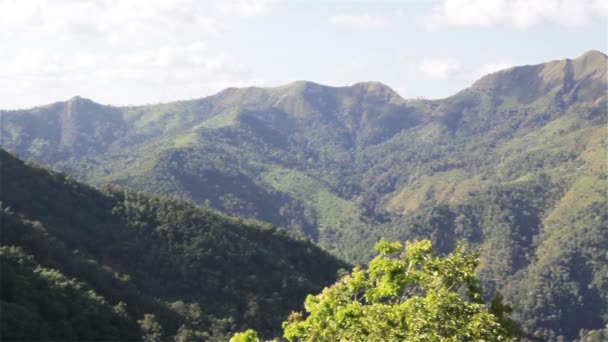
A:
1 0 606 109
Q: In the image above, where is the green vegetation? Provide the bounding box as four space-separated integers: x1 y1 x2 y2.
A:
1 246 138 341
1 50 606 339
233 240 518 341
0 149 347 341
376 172 607 340
262 168 366 233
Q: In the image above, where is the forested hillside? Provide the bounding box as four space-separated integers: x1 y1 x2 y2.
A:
1 50 606 339
0 149 347 341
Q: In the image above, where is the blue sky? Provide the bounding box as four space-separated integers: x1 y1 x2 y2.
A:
0 0 606 109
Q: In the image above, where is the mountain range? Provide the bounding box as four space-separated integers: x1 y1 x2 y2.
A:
1 50 607 339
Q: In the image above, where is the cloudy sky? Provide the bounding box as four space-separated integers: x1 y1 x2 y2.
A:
1 0 606 109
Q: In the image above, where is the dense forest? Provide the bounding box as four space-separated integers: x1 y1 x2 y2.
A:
0 149 347 340
1 50 607 339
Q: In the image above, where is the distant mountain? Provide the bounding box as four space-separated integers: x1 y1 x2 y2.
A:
0 149 347 341
1 50 606 339
1 78 419 260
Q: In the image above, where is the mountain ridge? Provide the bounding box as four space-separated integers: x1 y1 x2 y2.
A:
1 50 606 339
4 50 604 114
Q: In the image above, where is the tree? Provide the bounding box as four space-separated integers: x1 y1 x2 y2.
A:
173 324 196 342
138 314 164 342
256 240 517 341
230 329 260 342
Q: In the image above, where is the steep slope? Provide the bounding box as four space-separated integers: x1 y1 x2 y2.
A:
1 50 606 339
0 149 347 341
364 51 608 338
0 96 128 163
1 79 419 259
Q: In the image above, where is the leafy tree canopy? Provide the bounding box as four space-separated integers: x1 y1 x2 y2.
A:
234 240 517 341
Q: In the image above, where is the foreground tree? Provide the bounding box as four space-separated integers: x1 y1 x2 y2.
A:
230 329 261 342
284 240 516 341
233 240 517 341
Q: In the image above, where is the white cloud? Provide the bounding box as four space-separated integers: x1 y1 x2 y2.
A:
0 41 234 83
0 43 256 108
331 14 387 29
0 48 66 77
0 0 264 108
425 0 608 30
418 59 463 80
0 0 225 42
217 0 278 17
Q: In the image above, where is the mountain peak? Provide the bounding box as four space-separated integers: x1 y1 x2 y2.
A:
278 80 327 94
277 80 399 96
571 49 608 78
576 49 607 61
470 49 607 104
67 96 95 105
285 80 323 87
350 81 401 99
